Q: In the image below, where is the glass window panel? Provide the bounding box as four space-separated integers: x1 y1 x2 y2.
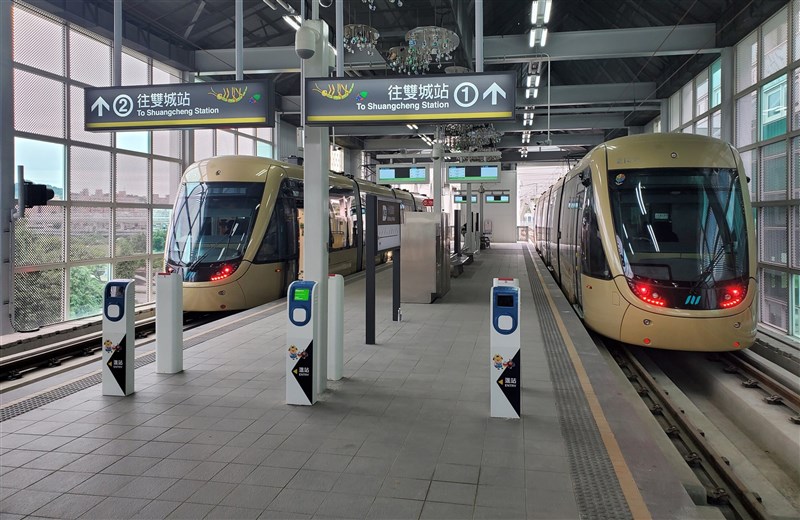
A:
669 92 680 131
238 135 254 155
762 7 788 78
14 268 64 329
792 205 800 268
152 64 180 84
793 68 800 132
256 141 273 158
761 269 789 331
695 116 708 136
682 126 693 134
117 131 151 154
257 127 273 141
760 142 787 201
681 83 693 124
14 137 65 200
793 274 800 339
711 59 722 108
152 130 181 159
12 6 64 75
115 154 148 203
14 205 64 266
795 0 800 62
69 264 110 319
735 91 757 147
13 69 65 138
760 74 787 140
711 110 722 139
69 29 110 86
793 136 800 199
114 258 148 304
122 52 149 86
115 207 148 256
194 129 214 161
217 130 235 155
153 160 180 205
759 206 788 265
70 85 111 146
152 208 171 254
736 31 758 92
696 69 709 115
239 128 255 136
739 149 757 201
70 146 111 202
70 207 111 261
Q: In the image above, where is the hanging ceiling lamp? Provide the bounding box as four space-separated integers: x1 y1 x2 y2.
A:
387 26 459 74
343 24 379 54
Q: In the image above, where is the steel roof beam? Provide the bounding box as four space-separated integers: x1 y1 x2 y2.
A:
484 24 719 64
363 133 605 151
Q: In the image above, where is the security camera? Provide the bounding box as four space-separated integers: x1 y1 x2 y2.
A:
431 143 444 161
295 24 318 59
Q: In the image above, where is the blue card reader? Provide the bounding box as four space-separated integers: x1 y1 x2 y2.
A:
492 286 519 335
289 281 316 327
104 280 131 322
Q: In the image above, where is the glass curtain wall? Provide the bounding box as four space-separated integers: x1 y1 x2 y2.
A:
665 3 799 341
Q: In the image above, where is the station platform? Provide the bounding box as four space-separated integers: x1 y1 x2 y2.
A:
1 244 713 520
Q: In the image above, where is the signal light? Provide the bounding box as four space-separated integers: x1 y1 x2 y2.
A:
719 285 745 309
643 338 651 345
23 181 55 208
630 282 666 307
210 264 238 282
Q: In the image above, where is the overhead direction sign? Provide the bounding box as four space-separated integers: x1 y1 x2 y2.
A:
305 72 516 125
84 80 273 131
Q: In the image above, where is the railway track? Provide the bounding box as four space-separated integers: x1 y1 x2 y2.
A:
609 343 771 520
0 312 224 383
717 351 800 421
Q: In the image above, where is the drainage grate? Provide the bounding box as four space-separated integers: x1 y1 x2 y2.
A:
523 246 633 520
0 309 277 423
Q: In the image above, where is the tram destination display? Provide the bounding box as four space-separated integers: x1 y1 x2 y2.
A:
378 165 430 184
454 194 479 204
447 163 501 183
485 194 510 203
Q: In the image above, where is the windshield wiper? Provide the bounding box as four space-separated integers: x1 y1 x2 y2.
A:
689 244 729 294
186 251 210 273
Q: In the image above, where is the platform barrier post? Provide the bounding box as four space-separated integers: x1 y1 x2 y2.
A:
490 277 521 419
102 279 135 396
155 271 183 374
328 274 344 381
286 280 319 405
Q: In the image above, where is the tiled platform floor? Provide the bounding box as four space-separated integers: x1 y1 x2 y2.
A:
1 244 614 519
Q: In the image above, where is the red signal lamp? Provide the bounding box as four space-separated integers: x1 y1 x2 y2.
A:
719 284 745 309
630 282 666 307
210 264 238 282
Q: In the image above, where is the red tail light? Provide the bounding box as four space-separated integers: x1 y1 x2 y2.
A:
720 284 745 308
210 264 237 282
630 282 666 307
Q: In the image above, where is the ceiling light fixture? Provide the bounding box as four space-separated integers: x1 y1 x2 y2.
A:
543 0 552 23
529 28 536 48
531 1 539 23
540 27 548 46
388 26 459 74
344 24 380 55
282 15 301 31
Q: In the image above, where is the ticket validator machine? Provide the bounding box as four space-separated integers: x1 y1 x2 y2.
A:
286 280 319 405
490 279 521 418
102 279 135 396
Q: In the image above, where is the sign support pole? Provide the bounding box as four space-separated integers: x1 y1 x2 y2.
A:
393 248 400 322
432 139 443 214
113 0 121 87
300 18 330 389
466 185 473 254
235 0 243 81
366 194 377 345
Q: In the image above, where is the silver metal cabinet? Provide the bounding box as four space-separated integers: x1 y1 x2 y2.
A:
401 212 450 303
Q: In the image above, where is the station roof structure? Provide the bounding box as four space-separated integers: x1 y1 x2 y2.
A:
24 0 789 163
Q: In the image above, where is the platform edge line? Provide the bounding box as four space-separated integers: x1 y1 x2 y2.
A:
527 243 652 520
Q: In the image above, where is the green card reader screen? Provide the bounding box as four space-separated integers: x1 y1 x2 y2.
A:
294 288 310 301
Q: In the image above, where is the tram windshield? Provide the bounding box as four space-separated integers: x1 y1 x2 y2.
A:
167 182 264 267
607 168 748 285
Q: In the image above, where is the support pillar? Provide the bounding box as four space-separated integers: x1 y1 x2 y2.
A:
299 18 331 391
466 185 473 253
0 0 14 334
113 0 122 87
235 0 243 81
720 47 735 144
432 140 443 214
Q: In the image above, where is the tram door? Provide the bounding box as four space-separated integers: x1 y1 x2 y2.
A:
573 185 586 309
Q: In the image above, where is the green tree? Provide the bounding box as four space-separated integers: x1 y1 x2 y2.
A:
69 266 106 319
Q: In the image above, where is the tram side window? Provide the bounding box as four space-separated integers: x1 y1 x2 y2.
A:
580 184 611 279
330 187 356 250
255 196 297 263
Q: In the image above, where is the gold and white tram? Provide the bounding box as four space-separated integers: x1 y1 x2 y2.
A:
165 155 424 312
533 133 757 351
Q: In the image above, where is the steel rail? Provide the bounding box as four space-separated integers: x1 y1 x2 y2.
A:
610 344 770 520
724 351 800 415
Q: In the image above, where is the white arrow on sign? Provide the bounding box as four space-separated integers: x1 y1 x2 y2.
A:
482 83 507 106
91 96 110 117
